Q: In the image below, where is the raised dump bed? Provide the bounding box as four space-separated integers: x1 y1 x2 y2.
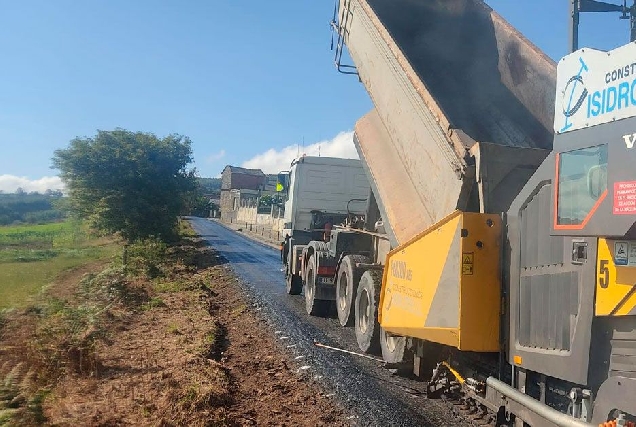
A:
336 0 557 245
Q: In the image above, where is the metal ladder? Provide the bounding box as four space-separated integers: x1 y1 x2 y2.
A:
330 0 358 75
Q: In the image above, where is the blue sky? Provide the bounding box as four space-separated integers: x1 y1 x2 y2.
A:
0 1 633 191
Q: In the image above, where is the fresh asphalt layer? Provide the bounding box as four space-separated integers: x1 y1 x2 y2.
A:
188 217 464 426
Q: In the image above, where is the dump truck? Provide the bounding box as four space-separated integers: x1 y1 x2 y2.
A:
278 156 371 296
281 0 636 425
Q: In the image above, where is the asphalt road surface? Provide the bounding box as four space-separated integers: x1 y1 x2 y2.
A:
189 217 464 426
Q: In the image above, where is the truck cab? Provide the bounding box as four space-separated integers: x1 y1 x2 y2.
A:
279 156 370 294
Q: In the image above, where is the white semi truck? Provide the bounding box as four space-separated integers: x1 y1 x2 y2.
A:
278 155 371 298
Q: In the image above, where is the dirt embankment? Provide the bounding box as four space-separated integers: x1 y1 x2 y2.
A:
0 235 349 426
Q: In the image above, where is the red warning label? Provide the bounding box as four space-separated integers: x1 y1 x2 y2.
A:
614 181 636 215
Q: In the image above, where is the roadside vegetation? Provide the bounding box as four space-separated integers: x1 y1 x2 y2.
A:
0 220 118 310
1 128 218 311
0 192 65 226
52 129 200 243
0 222 182 424
0 220 345 425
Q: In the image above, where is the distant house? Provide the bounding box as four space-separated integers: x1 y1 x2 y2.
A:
262 174 279 195
220 165 267 221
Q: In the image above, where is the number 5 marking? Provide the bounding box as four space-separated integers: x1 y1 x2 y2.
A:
599 259 610 289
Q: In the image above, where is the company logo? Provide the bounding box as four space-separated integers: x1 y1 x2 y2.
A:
561 57 589 132
622 133 636 149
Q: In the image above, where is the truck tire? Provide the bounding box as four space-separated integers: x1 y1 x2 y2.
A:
286 272 302 295
354 270 381 354
380 326 406 364
304 255 329 316
336 255 369 327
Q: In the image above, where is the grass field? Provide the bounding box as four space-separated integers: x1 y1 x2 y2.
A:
0 221 119 310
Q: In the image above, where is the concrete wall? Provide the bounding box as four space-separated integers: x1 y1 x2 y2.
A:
230 206 285 232
235 206 256 224
257 214 285 231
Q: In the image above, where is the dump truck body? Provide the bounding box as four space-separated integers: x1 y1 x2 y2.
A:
338 0 556 245
354 109 550 246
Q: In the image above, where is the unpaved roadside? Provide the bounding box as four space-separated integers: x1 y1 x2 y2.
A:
0 236 349 426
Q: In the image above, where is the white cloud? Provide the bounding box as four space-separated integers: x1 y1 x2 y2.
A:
0 175 64 194
241 131 358 173
206 149 226 163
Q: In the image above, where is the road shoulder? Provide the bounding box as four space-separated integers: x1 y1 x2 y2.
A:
0 233 349 426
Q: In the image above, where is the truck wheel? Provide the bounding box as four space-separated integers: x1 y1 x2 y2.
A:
286 273 302 295
354 270 381 354
304 255 329 316
380 327 406 364
336 255 369 327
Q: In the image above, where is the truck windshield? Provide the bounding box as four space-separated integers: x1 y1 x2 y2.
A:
556 144 607 226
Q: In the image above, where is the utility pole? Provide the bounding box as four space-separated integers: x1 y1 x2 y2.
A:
631 5 636 41
570 0 580 53
570 0 634 52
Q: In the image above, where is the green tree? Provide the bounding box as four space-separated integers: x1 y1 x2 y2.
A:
259 194 284 207
197 177 221 193
183 192 212 217
52 129 197 242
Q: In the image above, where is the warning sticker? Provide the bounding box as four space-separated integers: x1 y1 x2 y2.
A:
615 241 629 265
613 181 636 215
630 243 636 267
462 252 474 275
613 241 636 267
